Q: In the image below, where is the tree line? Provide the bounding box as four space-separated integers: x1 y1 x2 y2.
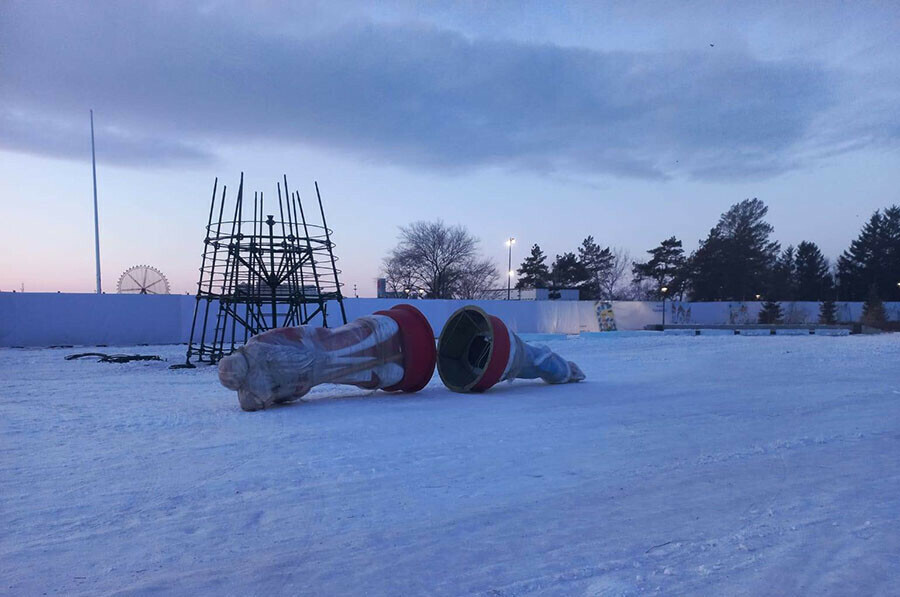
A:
515 238 629 300
633 199 900 304
518 198 900 305
381 200 900 310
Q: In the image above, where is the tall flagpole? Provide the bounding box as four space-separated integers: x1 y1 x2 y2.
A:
90 109 102 294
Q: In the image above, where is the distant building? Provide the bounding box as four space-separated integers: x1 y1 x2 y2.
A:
376 278 404 299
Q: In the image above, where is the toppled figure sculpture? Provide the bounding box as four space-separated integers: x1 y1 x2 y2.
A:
218 304 436 411
437 305 585 392
217 303 584 411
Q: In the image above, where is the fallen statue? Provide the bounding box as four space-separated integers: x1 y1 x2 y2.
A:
217 303 584 411
218 304 436 411
437 305 585 392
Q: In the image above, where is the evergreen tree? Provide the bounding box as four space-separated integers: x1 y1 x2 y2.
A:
550 252 588 291
632 236 686 299
837 206 900 300
684 229 727 300
577 236 613 300
769 245 796 300
861 284 887 328
818 299 837 324
687 199 780 301
758 300 784 324
516 244 551 289
794 241 832 301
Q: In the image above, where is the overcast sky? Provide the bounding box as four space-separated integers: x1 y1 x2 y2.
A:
1 1 899 294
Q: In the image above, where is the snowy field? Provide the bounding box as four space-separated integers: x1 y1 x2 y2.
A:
2 333 900 596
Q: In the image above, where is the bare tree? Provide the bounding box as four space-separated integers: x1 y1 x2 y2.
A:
382 254 417 297
456 256 501 299
600 247 631 299
382 220 499 299
623 277 657 301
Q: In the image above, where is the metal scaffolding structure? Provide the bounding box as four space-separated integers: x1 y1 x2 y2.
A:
176 174 347 367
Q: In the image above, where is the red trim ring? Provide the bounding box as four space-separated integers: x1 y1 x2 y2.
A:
471 314 511 392
375 304 437 393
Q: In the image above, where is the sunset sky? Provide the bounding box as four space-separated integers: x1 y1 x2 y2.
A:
1 1 898 295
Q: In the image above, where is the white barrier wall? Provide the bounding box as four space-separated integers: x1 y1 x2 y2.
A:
1 292 897 347
0 293 197 347
0 294 601 347
618 300 900 329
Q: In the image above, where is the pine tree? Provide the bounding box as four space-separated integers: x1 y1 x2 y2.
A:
550 252 588 291
837 206 900 300
684 229 727 300
758 300 784 324
516 244 551 289
818 299 837 324
577 236 613 300
687 199 780 301
861 284 887 328
769 245 796 300
794 241 832 301
632 236 686 299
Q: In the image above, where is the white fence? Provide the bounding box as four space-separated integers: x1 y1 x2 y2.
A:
0 294 600 347
0 292 897 347
612 300 900 330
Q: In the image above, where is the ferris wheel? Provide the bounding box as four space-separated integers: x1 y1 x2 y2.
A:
117 265 171 295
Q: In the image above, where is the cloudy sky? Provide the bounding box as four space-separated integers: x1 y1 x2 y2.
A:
1 1 898 294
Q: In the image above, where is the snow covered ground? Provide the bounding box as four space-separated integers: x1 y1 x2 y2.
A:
2 333 899 596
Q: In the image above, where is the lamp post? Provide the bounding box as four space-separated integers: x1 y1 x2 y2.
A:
660 286 668 328
506 237 516 300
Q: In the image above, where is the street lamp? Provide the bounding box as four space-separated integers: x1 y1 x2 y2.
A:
755 294 761 301
660 286 668 328
506 237 516 300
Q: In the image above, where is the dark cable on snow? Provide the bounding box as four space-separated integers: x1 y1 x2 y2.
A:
65 353 163 363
